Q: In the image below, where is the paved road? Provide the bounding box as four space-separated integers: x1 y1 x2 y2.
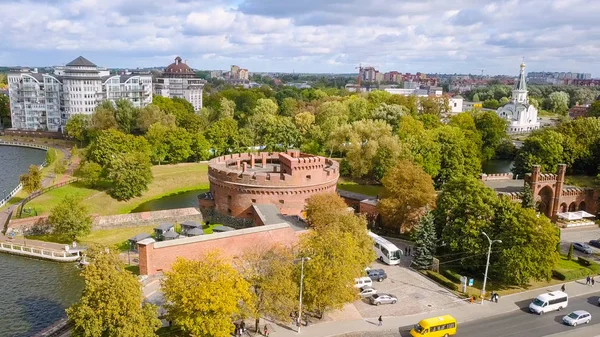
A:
397 292 600 337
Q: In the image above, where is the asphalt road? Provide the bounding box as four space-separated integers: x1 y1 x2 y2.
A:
398 293 600 337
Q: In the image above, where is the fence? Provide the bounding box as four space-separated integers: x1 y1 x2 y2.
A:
0 140 49 151
17 178 78 218
0 183 23 208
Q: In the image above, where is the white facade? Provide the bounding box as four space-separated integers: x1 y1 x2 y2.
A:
450 96 463 114
8 56 153 132
496 62 540 133
154 57 204 111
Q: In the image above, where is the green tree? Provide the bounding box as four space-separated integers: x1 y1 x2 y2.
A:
521 182 535 209
588 100 600 118
54 159 67 175
114 99 139 134
370 103 407 127
48 195 92 241
89 102 118 135
212 97 236 122
165 127 193 163
305 192 352 228
378 160 436 233
482 98 501 109
76 161 103 188
237 247 298 332
162 253 255 337
107 152 153 201
473 93 480 102
19 165 42 193
205 117 240 156
449 113 483 157
491 197 559 285
65 114 90 146
293 111 316 136
433 126 481 186
190 132 211 162
473 111 508 161
45 149 57 165
433 177 498 267
548 91 570 115
145 123 169 164
67 246 160 337
0 94 10 128
87 129 151 167
411 212 437 269
568 243 574 260
512 130 565 177
345 96 370 121
137 104 176 132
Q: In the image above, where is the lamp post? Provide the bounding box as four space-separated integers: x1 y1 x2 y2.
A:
297 257 310 334
481 231 502 304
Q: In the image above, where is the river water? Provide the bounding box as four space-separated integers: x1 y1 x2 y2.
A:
0 145 46 199
0 145 83 337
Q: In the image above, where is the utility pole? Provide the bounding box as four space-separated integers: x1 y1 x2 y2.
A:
481 231 502 304
297 257 311 334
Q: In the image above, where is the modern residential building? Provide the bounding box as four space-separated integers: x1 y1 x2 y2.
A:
496 62 540 133
154 56 204 111
8 56 152 132
383 71 402 83
230 65 249 81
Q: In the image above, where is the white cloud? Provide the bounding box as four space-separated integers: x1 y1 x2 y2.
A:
0 0 599 75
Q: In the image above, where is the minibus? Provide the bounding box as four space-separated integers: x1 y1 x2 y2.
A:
410 315 457 337
529 291 568 315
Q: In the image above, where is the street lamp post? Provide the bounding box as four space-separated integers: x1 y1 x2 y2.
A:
297 257 310 334
481 231 502 304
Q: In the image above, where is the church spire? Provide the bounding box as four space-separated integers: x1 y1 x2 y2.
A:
515 58 527 91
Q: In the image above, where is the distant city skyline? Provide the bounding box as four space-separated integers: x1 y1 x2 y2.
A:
1 0 599 76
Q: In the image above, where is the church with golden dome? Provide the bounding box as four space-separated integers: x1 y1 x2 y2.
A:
496 61 540 133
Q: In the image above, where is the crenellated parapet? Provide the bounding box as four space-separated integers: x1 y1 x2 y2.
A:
480 173 514 181
203 151 340 219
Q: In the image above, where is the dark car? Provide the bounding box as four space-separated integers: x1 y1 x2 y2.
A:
573 242 593 254
589 240 600 249
367 269 387 282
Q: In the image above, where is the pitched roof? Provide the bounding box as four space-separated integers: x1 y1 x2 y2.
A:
66 56 97 67
186 227 205 236
164 231 180 239
155 223 174 231
129 233 152 242
515 63 527 91
212 225 235 232
181 220 202 228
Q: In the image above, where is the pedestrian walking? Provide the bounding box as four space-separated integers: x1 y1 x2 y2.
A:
495 293 499 303
240 321 245 333
263 324 269 337
378 315 383 326
561 284 566 292
587 276 591 285
593 278 596 286
408 247 411 256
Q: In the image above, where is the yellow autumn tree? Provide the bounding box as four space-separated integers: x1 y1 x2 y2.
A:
162 252 255 337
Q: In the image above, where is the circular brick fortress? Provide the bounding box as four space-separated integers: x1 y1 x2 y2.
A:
200 150 340 219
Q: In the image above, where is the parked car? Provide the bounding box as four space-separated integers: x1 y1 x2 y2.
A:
562 310 591 326
369 293 397 306
573 242 593 254
589 240 600 249
367 269 387 282
359 286 377 297
354 277 373 289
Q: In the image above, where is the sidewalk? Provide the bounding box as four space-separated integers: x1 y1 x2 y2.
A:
268 278 600 337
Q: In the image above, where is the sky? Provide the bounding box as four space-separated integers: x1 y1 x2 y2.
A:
0 0 599 76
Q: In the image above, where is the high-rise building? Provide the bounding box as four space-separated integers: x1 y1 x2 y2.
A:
8 56 152 132
154 56 204 111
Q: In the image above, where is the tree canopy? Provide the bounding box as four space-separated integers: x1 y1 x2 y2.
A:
48 195 93 241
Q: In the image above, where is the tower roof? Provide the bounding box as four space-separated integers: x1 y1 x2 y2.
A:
66 56 97 67
514 62 527 91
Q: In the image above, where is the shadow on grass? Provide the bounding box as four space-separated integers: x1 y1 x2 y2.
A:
25 233 71 244
126 265 140 275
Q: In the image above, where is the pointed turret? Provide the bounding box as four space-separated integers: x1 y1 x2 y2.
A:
512 61 528 104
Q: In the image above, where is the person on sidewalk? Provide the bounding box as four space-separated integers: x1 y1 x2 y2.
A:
593 278 596 286
586 276 591 285
561 284 566 292
264 324 269 337
378 315 383 326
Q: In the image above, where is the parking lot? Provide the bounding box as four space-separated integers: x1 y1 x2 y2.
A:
352 258 466 319
560 227 600 261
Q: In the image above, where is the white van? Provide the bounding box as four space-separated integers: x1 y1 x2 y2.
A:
354 277 373 289
529 291 568 315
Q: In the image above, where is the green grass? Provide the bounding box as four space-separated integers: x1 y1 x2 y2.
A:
565 176 599 188
337 181 383 197
19 182 96 218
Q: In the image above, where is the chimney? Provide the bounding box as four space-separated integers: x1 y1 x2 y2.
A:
250 154 255 169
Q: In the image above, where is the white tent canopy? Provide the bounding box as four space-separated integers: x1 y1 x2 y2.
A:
557 211 596 221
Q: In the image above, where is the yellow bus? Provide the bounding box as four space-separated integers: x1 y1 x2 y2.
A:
410 315 457 337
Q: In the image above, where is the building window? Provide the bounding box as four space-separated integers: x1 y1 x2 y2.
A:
228 195 232 202
306 175 311 180
252 199 256 203
279 200 285 204
227 209 232 215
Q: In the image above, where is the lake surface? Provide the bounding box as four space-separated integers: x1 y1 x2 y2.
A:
481 159 514 174
0 145 46 198
131 189 208 213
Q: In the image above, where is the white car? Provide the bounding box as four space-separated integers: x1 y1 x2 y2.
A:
562 310 591 326
354 277 373 289
359 286 377 297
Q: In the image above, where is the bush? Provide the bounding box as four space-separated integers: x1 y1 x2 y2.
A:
552 267 590 281
45 149 57 165
578 257 593 267
424 270 459 291
567 244 574 260
441 268 462 283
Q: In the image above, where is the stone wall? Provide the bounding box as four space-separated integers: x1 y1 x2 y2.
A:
138 223 300 275
93 207 204 230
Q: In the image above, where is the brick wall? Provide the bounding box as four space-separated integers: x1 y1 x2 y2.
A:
138 223 301 275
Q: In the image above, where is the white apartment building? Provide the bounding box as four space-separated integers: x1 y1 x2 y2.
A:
8 56 152 132
154 57 204 111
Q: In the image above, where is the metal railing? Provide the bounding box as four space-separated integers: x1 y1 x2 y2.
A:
0 241 80 262
0 140 49 150
17 178 78 218
0 183 23 208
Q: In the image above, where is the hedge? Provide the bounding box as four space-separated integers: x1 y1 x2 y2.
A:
578 257 593 267
552 267 590 281
424 271 459 291
441 268 462 284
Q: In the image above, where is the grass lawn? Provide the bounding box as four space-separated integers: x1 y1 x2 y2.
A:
565 175 599 188
15 162 209 217
337 180 383 197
